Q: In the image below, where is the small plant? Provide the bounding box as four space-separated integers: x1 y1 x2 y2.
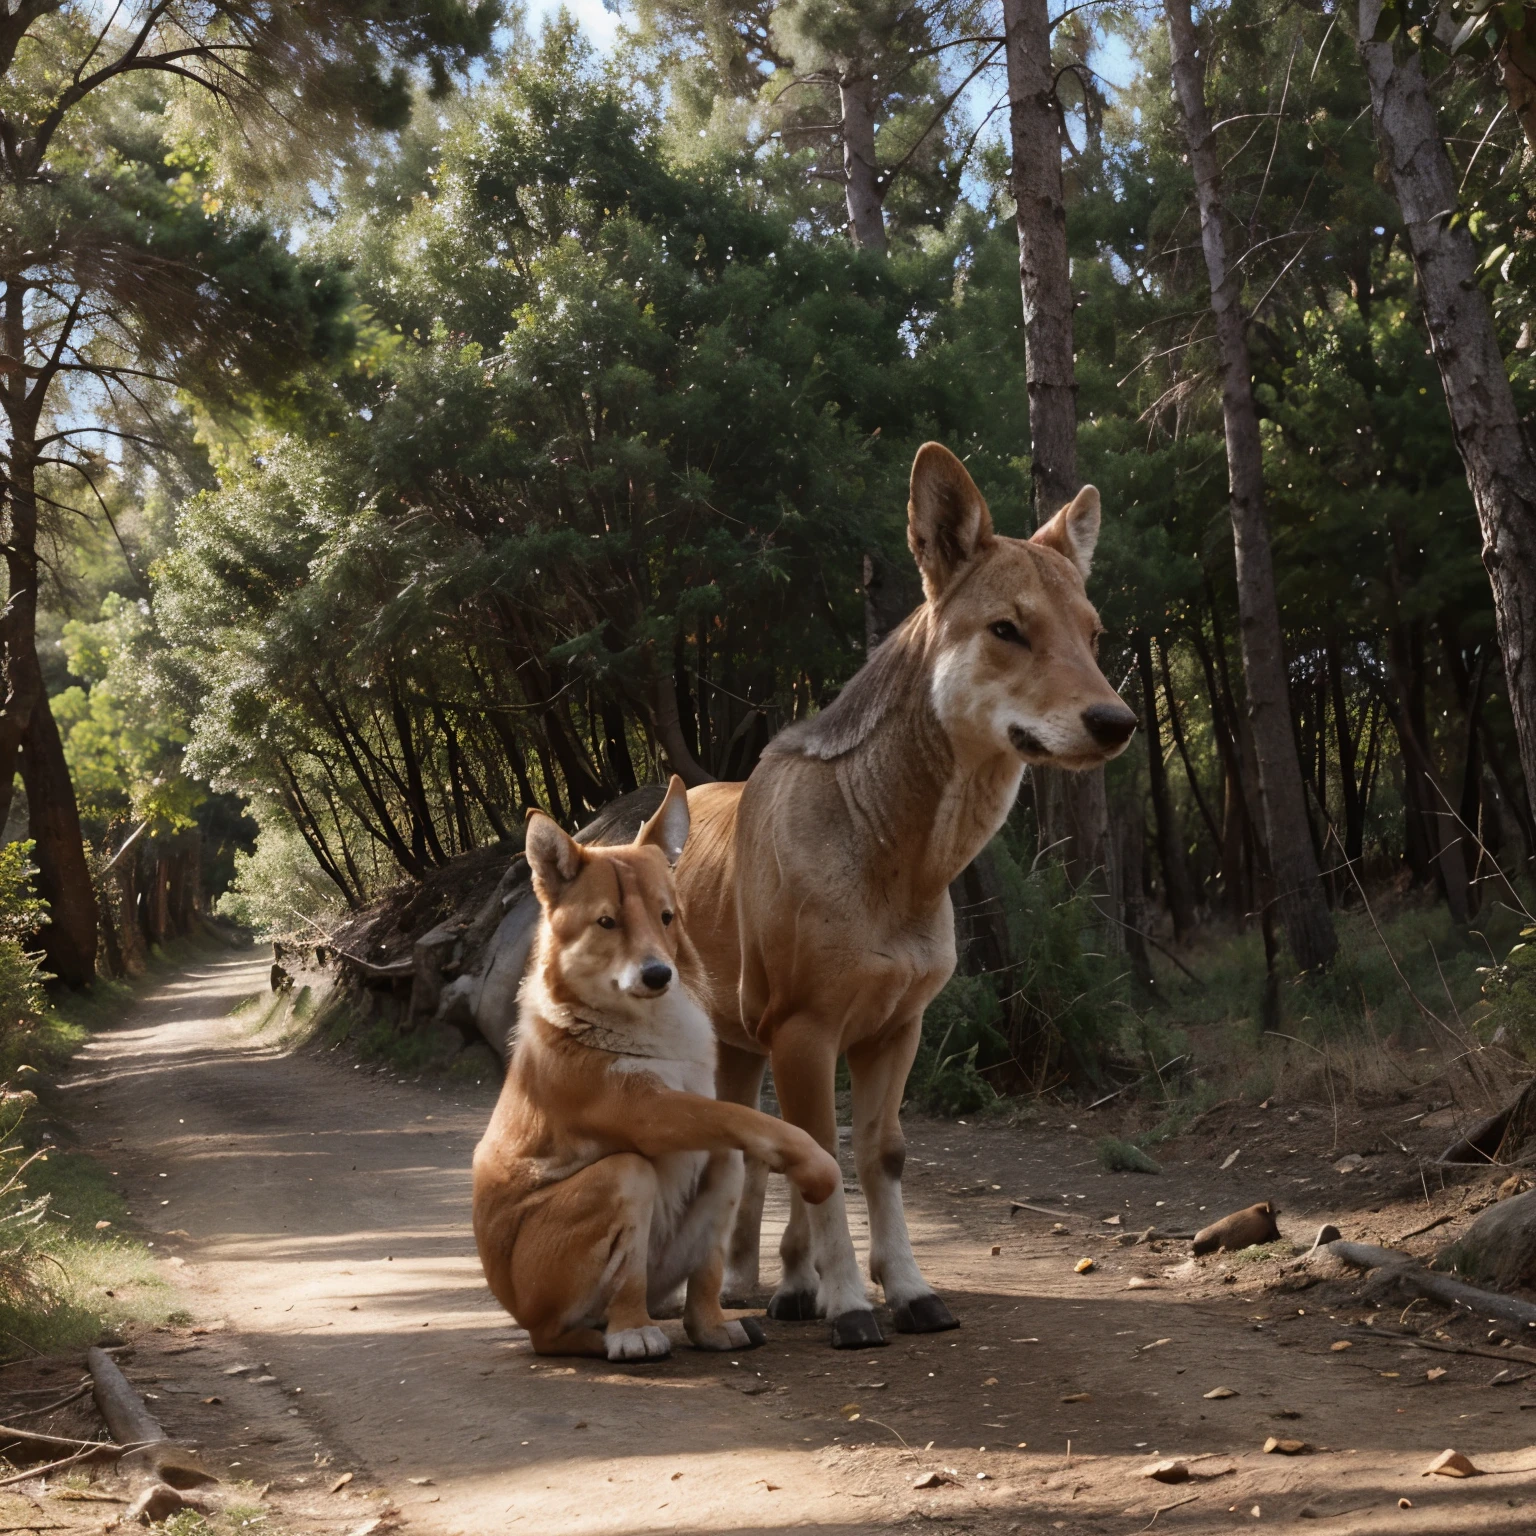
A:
1096 1136 1162 1174
907 975 1005 1116
0 841 49 1031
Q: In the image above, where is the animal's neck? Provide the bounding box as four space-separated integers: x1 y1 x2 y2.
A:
839 669 1023 909
524 947 713 1063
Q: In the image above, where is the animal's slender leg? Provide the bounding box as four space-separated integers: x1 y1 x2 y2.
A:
768 1018 884 1349
500 1153 671 1361
716 1043 769 1300
674 1152 765 1351
848 1017 958 1332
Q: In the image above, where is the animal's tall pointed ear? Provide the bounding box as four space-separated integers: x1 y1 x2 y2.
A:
907 442 994 599
636 775 690 866
1031 485 1101 580
525 809 583 900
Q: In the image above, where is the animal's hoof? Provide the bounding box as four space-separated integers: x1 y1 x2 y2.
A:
767 1289 818 1321
605 1325 672 1361
891 1294 960 1334
738 1315 766 1347
830 1310 887 1349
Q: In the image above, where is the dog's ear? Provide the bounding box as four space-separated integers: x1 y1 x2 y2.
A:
525 809 583 899
907 442 994 599
1031 485 1101 580
636 775 690 866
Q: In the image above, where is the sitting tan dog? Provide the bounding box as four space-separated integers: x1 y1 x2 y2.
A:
473 776 840 1360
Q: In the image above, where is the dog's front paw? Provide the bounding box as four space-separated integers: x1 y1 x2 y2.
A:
605 1325 672 1361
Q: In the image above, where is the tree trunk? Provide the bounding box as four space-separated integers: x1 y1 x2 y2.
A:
21 699 96 986
0 287 42 840
1359 0 1536 836
839 72 887 254
1135 634 1198 940
1003 0 1114 906
1165 0 1338 971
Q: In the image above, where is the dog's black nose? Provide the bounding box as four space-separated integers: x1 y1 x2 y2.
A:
1082 702 1138 748
639 960 673 992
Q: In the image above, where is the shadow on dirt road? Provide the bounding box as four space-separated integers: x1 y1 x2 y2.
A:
49 950 1536 1535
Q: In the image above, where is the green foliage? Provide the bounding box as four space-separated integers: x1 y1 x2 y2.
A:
0 844 49 1034
216 815 348 940
907 974 1006 1117
55 594 204 836
1475 923 1536 1057
1097 1137 1162 1175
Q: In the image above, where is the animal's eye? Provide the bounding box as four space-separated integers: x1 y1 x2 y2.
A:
661 910 674 926
990 620 1029 648
596 915 617 930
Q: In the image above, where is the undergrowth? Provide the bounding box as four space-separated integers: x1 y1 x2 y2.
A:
0 932 248 1359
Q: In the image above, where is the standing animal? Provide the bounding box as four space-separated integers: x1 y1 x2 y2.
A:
676 442 1139 1348
472 777 841 1360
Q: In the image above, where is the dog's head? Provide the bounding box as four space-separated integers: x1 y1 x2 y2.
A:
908 442 1137 770
523 776 696 1012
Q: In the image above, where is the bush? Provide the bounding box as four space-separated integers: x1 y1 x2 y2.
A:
0 841 49 1030
907 973 1006 1116
216 813 346 939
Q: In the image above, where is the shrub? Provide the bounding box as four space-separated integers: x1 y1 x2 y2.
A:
0 842 49 1030
216 813 346 939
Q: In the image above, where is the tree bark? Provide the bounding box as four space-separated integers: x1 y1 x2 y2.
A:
21 698 96 986
1359 0 1536 840
1003 0 1113 902
839 71 887 254
1136 634 1198 940
1165 0 1338 971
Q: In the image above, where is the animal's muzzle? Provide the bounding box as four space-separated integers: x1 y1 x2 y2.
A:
639 960 673 993
1081 702 1139 749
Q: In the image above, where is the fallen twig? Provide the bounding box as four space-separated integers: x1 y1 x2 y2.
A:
1141 1493 1198 1530
1009 1200 1073 1220
1395 1213 1457 1242
0 1443 113 1487
2 1385 90 1423
0 1426 119 1456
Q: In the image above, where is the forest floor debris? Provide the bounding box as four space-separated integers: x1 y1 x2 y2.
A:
18 948 1536 1532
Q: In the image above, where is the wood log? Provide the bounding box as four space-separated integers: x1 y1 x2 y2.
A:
1437 1185 1536 1292
86 1347 163 1449
1309 1240 1536 1330
86 1346 214 1489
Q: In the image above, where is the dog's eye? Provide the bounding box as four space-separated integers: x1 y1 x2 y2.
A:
661 910 674 926
596 915 617 930
990 620 1029 648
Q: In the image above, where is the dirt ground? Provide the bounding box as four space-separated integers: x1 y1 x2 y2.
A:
13 949 1536 1534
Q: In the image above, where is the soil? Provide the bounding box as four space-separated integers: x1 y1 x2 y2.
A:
17 949 1536 1533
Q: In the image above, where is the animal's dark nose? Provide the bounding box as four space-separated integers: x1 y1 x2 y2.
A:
1082 702 1138 748
639 960 673 992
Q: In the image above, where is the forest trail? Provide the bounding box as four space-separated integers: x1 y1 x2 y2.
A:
52 949 1536 1535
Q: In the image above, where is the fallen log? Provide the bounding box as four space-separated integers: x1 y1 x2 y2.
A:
1438 1185 1536 1291
86 1347 214 1489
1309 1240 1536 1330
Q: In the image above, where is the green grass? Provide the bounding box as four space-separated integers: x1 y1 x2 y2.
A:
0 931 254 1359
1092 890 1533 1139
1096 1136 1162 1174
162 1502 291 1534
0 1138 181 1356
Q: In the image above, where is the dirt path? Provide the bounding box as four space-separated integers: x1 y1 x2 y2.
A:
50 950 1536 1534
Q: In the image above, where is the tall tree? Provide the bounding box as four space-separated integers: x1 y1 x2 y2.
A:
1164 0 1338 971
0 0 497 983
1358 0 1536 854
1002 0 1114 893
